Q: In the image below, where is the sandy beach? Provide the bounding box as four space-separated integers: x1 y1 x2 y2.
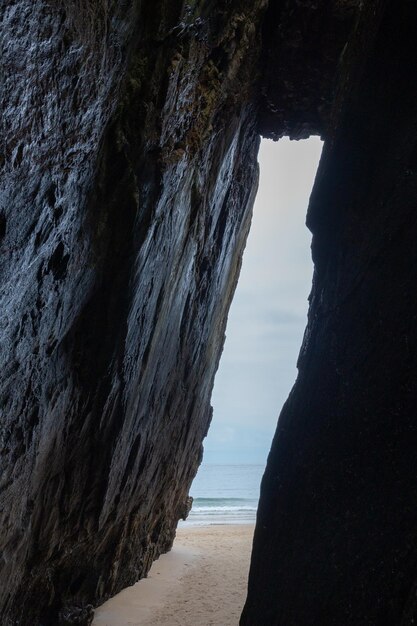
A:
93 524 254 626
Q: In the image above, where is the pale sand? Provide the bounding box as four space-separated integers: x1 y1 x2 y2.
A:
93 524 254 626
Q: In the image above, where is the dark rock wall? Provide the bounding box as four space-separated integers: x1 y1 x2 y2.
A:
1 1 265 623
258 0 358 139
242 1 417 624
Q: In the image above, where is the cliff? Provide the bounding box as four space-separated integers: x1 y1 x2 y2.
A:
242 1 417 624
1 1 263 623
2 0 417 624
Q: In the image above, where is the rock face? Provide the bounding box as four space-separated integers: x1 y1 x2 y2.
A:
242 1 417 625
1 1 264 623
2 0 417 624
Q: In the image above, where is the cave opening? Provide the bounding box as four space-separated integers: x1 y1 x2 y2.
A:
186 136 323 525
92 137 323 625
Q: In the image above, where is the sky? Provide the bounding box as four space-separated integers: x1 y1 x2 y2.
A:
202 137 323 465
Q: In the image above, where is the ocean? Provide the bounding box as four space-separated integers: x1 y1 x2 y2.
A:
181 464 265 526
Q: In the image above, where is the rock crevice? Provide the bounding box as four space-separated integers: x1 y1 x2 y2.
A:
3 1 417 625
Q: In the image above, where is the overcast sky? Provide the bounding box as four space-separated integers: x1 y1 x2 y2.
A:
202 137 323 465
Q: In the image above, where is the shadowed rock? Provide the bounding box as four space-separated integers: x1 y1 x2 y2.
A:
59 605 94 626
5 0 417 625
242 2 417 624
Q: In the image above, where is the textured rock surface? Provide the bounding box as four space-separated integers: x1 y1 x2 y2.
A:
3 0 416 624
1 1 264 623
242 2 417 624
